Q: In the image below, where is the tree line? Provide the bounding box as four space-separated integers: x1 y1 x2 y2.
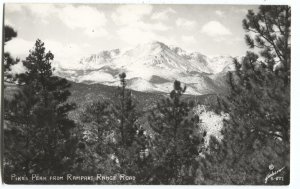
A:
3 5 290 185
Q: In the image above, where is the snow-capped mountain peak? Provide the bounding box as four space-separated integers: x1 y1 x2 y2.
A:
54 41 235 95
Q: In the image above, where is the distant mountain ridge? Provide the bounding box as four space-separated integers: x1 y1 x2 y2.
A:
54 41 237 95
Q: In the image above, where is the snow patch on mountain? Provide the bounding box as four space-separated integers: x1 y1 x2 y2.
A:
208 56 235 73
78 71 115 83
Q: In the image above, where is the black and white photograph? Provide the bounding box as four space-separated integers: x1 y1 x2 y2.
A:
1 2 292 185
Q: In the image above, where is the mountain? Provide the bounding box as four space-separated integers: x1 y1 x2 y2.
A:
66 81 214 125
4 81 213 125
54 41 236 95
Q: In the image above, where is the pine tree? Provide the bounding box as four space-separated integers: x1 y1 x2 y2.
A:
19 39 76 138
3 25 19 129
77 72 151 184
4 39 77 183
243 5 290 75
76 100 120 184
201 5 290 185
3 25 19 82
148 80 203 184
112 72 150 182
113 73 139 146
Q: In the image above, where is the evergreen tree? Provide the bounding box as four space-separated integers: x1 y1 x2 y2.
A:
243 5 290 75
3 25 19 82
4 25 17 42
3 25 19 127
4 39 77 183
148 80 203 184
77 73 151 184
113 73 139 146
200 5 290 185
112 72 150 182
76 100 120 184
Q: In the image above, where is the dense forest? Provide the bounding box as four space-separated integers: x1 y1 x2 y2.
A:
3 5 290 185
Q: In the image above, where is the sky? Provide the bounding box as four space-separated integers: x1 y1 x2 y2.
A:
4 4 258 69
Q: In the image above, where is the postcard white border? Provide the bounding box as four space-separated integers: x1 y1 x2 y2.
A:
0 0 298 189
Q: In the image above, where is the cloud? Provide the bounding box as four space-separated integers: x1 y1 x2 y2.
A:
132 21 170 31
10 62 27 75
5 4 23 13
7 4 108 38
4 18 15 27
112 5 172 46
176 18 196 28
151 22 170 31
116 26 176 47
9 4 59 24
233 36 243 42
232 7 248 14
83 28 108 38
111 4 169 31
27 4 57 20
5 37 93 69
201 21 232 36
116 27 157 45
43 40 84 64
40 39 99 69
5 38 33 58
151 8 176 20
115 21 170 46
112 5 153 25
215 10 224 17
213 36 227 42
58 5 108 37
181 35 195 43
